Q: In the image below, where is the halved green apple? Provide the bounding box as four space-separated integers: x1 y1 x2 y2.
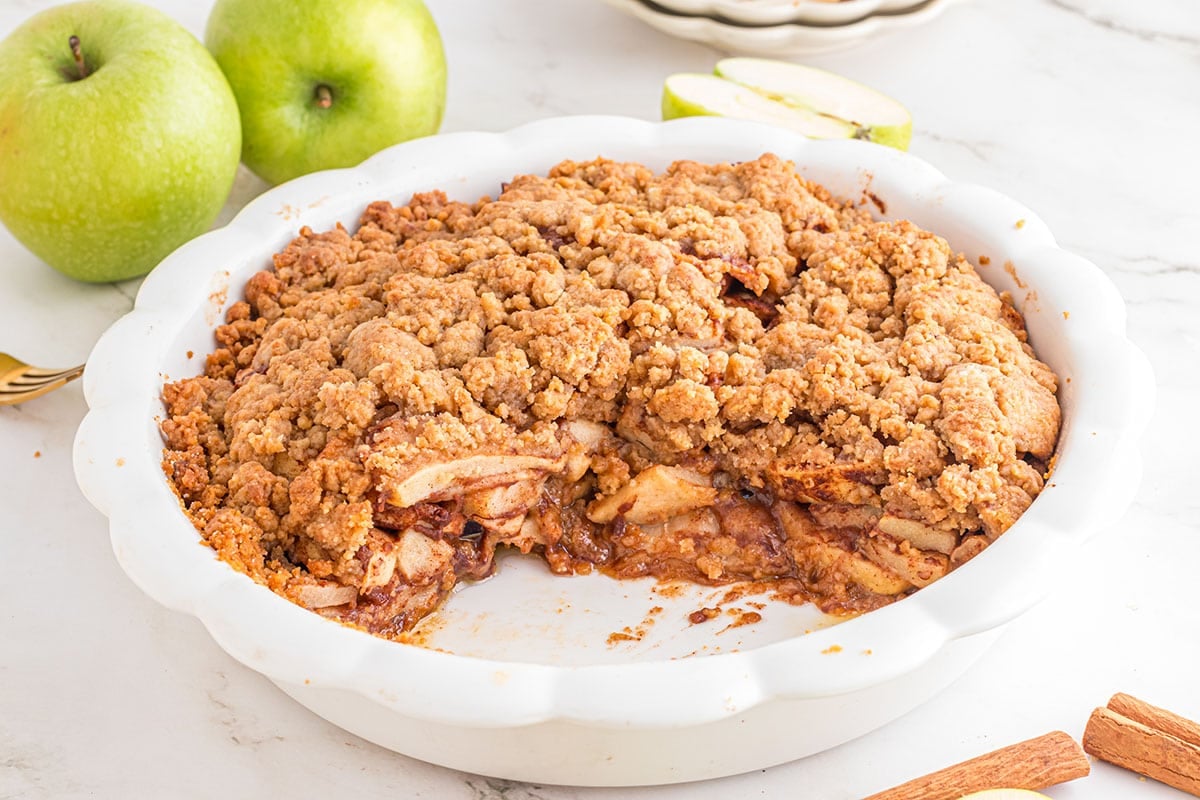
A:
663 74 859 141
661 58 912 151
716 57 912 150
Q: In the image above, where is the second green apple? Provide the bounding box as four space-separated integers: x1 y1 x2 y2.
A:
206 0 446 185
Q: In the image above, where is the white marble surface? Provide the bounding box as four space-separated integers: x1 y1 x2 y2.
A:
1 0 1197 797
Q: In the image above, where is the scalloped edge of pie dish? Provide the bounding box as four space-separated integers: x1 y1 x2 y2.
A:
642 0 928 27
603 0 967 56
74 115 1152 783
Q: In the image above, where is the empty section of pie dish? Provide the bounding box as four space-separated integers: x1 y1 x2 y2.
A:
646 0 928 27
603 0 968 56
74 116 1152 785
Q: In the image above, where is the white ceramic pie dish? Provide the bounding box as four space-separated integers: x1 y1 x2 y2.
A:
604 0 965 56
648 0 927 27
74 115 1151 786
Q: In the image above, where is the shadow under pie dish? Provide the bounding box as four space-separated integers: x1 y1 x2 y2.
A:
74 116 1152 786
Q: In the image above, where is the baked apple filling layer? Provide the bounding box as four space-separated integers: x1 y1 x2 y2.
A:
160 154 1060 639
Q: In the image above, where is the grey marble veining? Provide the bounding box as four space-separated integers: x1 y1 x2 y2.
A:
1045 0 1200 47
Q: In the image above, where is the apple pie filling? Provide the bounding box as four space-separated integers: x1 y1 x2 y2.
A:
160 154 1060 639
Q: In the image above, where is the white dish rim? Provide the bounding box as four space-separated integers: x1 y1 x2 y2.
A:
604 0 966 55
644 0 928 27
74 115 1153 732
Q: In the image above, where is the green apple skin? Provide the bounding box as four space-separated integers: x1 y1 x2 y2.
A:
715 58 912 151
663 73 857 141
206 0 447 186
0 1 242 283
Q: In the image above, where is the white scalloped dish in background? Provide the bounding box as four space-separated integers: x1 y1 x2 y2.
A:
647 0 928 27
603 0 966 56
74 116 1152 786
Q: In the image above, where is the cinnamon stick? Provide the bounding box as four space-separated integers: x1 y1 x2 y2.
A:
1107 693 1200 749
1083 705 1200 797
864 730 1090 800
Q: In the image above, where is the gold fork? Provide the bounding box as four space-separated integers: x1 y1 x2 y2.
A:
0 352 85 406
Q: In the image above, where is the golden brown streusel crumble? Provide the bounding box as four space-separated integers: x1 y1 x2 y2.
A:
161 154 1060 638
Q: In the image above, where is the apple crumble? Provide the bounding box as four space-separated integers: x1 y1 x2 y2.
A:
160 154 1060 638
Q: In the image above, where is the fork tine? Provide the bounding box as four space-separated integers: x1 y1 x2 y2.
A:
5 377 61 389
0 389 53 404
9 369 72 382
9 371 79 383
0 386 56 397
19 368 71 378
0 356 84 405
0 383 59 393
21 365 85 379
0 377 75 404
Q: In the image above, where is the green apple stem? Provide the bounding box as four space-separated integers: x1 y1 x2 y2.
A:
68 35 88 80
314 84 333 109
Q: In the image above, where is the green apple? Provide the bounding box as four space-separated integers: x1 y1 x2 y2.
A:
0 0 241 283
715 58 912 150
663 74 859 141
662 59 912 151
205 0 447 186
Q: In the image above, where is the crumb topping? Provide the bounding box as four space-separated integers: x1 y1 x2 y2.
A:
161 154 1060 638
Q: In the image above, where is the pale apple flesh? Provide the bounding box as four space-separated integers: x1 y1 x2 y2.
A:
0 0 241 282
715 57 912 151
206 0 447 186
663 74 858 141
